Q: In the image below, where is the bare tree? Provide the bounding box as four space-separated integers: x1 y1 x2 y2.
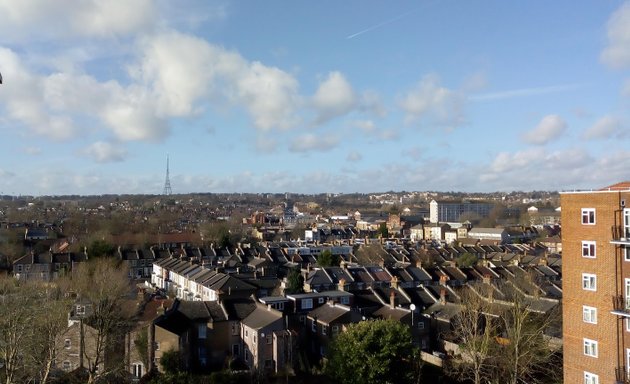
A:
447 282 561 384
447 284 499 384
0 279 70 384
72 258 135 384
495 286 561 384
0 278 34 384
24 285 70 384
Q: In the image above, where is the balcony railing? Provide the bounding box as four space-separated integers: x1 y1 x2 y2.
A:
612 295 630 317
612 225 630 243
616 367 630 384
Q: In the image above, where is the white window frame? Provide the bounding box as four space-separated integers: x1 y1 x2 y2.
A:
582 306 597 324
583 338 598 357
582 273 597 291
302 298 313 310
584 371 599 384
625 247 630 262
582 241 596 258
581 208 596 225
132 362 144 378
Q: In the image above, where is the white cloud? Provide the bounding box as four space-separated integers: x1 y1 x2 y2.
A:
312 71 356 124
289 134 339 152
522 115 567 145
480 147 594 190
400 74 465 130
255 136 278 153
346 151 362 162
22 147 41 155
0 0 156 42
82 141 127 163
0 48 79 140
583 115 626 140
133 31 301 130
601 1 630 69
352 120 376 133
359 90 386 117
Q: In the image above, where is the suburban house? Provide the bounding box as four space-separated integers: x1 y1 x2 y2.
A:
241 302 293 372
13 251 88 281
306 301 363 357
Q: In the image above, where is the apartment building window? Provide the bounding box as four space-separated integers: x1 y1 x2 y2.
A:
311 320 317 333
584 371 599 384
582 241 596 258
582 208 596 225
231 322 239 336
582 273 597 291
266 334 272 344
322 325 327 336
582 306 597 324
583 338 598 357
64 339 71 349
332 325 339 336
62 361 71 371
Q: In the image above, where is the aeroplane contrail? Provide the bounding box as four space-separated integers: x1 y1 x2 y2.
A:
346 9 417 40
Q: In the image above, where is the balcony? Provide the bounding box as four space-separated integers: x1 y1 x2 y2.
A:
612 295 630 317
611 225 630 245
616 367 630 384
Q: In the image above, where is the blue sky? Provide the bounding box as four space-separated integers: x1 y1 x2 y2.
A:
0 0 629 195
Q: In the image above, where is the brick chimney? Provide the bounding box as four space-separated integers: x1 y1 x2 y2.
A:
391 276 399 290
439 275 449 287
338 278 347 292
390 290 396 309
483 274 492 284
439 289 447 305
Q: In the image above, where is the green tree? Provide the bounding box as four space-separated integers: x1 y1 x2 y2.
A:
87 239 115 258
377 222 389 238
456 252 479 268
159 349 182 374
284 267 304 294
326 319 420 384
317 250 339 267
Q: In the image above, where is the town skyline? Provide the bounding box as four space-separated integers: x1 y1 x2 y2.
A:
0 1 629 196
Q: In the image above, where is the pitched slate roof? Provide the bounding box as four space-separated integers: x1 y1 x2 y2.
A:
241 303 282 329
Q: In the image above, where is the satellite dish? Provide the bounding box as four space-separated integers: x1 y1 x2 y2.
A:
410 304 416 311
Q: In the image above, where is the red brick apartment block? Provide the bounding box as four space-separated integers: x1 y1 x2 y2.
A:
562 182 630 384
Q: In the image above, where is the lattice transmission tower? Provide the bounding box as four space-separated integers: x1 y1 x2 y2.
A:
162 155 172 195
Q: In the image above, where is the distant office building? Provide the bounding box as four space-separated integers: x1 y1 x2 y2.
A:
561 181 630 384
429 199 494 224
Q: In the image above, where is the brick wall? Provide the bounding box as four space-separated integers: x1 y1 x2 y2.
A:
562 191 630 383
